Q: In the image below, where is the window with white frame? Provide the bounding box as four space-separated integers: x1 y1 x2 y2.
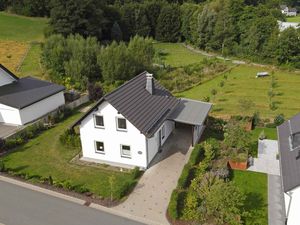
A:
95 141 105 153
117 117 127 130
94 115 104 128
162 125 165 139
121 145 131 158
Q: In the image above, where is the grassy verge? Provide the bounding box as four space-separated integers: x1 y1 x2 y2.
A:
1 111 137 200
0 12 47 42
154 42 206 67
286 15 300 23
232 170 268 225
178 64 300 119
19 43 45 79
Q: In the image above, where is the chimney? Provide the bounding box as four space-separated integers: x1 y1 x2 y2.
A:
146 73 154 95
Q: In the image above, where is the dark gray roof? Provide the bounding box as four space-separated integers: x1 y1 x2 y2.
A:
0 76 65 109
73 71 180 137
278 113 300 192
168 98 212 126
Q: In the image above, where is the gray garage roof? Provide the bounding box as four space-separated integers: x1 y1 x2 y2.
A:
0 76 65 109
278 113 300 192
168 98 212 126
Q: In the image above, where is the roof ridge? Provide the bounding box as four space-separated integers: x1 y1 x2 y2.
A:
104 71 148 98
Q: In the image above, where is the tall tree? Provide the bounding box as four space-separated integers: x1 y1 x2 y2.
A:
156 4 181 42
49 0 105 39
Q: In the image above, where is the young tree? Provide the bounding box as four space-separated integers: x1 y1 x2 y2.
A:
156 4 181 42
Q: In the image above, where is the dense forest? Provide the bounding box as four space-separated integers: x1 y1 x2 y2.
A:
0 0 299 90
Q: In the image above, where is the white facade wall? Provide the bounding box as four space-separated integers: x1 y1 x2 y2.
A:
147 120 175 164
0 104 21 125
80 101 148 168
19 91 65 125
285 186 300 225
0 68 15 87
193 125 205 146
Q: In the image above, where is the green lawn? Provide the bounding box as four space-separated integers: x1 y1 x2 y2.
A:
232 170 268 225
154 42 205 67
19 43 45 78
178 64 300 119
286 15 300 23
251 127 277 140
2 111 136 199
0 12 47 42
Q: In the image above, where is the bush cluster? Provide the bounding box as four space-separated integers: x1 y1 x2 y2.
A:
59 130 81 148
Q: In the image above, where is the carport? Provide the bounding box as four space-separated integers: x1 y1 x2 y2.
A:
168 98 212 146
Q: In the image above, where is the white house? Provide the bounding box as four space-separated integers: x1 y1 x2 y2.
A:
278 113 300 225
0 64 65 126
72 72 212 169
280 5 297 16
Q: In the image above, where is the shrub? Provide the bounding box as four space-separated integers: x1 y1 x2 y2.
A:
259 130 266 140
168 190 179 219
88 82 103 101
189 144 205 166
274 114 285 126
0 138 5 153
131 166 142 179
203 96 210 102
74 185 90 194
0 160 5 172
59 129 81 148
252 111 260 127
266 123 276 128
177 164 193 189
115 180 137 199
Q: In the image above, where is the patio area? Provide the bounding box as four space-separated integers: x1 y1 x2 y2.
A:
247 139 280 176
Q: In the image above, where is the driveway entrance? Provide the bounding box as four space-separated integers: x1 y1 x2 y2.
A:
114 126 193 225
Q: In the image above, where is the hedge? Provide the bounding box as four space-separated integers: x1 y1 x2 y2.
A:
168 189 180 219
189 144 205 166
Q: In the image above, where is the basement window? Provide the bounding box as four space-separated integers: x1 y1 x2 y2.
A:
95 141 105 154
291 132 300 150
121 145 131 158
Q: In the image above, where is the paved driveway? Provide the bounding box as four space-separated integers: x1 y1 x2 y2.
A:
248 139 280 175
0 123 21 139
114 126 193 225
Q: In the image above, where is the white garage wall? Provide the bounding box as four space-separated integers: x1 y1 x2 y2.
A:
147 120 175 165
193 125 205 146
20 91 65 125
0 104 21 125
80 101 148 169
285 186 300 225
0 68 16 87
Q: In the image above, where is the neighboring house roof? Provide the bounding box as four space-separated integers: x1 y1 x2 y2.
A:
168 98 212 126
0 76 65 109
72 71 180 137
0 64 19 81
278 113 300 192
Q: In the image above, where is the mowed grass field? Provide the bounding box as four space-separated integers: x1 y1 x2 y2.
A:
154 42 205 67
286 15 300 23
178 64 300 119
0 12 47 76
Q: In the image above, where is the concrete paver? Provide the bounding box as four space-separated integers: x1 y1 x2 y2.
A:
114 126 193 225
268 174 286 225
248 139 280 175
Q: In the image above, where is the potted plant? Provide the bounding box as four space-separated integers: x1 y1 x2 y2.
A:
228 152 248 170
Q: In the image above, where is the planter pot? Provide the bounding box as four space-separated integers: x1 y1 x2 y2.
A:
228 160 248 170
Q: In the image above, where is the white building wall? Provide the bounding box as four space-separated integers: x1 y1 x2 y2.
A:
20 91 65 125
193 125 205 146
0 104 21 125
80 101 148 169
147 120 175 165
285 186 300 225
0 67 16 87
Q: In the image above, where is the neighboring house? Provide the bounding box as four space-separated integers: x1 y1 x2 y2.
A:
278 113 300 225
280 5 297 16
0 64 65 126
278 21 300 32
72 72 212 169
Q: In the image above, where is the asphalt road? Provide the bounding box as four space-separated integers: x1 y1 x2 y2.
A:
0 180 145 225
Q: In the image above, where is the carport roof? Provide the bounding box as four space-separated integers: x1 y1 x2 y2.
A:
168 98 212 126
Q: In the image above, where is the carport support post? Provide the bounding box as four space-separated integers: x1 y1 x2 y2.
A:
191 125 194 147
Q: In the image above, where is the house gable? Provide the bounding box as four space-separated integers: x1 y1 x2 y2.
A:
0 64 18 87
